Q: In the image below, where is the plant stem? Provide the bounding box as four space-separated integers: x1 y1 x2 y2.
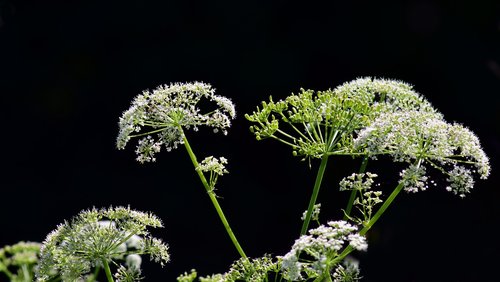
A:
180 128 247 258
102 259 114 282
87 266 101 282
0 269 14 280
343 156 369 220
332 181 405 265
312 266 333 282
300 155 329 235
21 265 31 282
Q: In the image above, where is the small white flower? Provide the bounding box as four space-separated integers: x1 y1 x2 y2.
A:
117 82 236 162
301 203 321 221
196 156 229 176
280 220 367 281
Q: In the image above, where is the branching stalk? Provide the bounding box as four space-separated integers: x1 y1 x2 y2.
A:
332 181 405 265
343 156 369 220
180 128 247 258
102 259 114 282
300 155 329 235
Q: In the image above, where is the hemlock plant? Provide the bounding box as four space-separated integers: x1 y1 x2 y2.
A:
1 78 490 281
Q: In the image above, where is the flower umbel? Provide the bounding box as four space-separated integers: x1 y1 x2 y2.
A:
0 241 41 282
36 206 170 282
117 82 236 163
280 220 367 281
196 156 229 193
339 173 382 226
355 110 491 197
245 77 439 160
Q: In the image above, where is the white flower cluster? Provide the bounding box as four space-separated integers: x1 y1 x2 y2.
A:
246 77 441 160
36 206 170 282
117 82 236 163
332 257 361 282
339 172 378 192
301 203 321 221
280 220 367 281
177 256 277 282
399 164 429 193
196 156 229 176
195 156 229 193
334 77 439 116
339 172 383 225
355 110 490 197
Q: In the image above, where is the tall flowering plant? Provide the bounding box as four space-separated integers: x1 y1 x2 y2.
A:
1 78 490 282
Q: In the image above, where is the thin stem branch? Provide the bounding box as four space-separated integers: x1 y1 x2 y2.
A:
332 181 405 265
102 259 114 282
300 155 329 235
129 127 167 138
180 128 247 258
343 156 369 220
86 266 101 282
0 268 14 280
270 135 299 149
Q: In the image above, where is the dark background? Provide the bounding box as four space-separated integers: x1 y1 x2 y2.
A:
1 0 500 281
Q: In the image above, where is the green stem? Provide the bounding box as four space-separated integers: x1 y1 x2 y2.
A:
180 129 247 258
343 156 369 220
0 268 14 280
300 155 329 235
21 265 31 282
87 265 101 282
332 181 405 265
102 259 114 282
360 181 404 235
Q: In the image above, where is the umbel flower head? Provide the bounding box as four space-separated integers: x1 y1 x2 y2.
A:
0 241 41 282
245 77 439 160
179 256 278 282
280 220 367 281
117 82 236 163
354 110 491 197
36 206 170 282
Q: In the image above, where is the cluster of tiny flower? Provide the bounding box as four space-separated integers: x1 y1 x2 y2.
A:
334 77 439 116
0 241 41 282
446 166 475 198
246 77 441 160
280 220 367 281
135 135 162 163
399 164 429 193
339 172 378 192
176 256 278 282
115 254 143 282
196 156 229 176
177 269 198 282
339 172 383 225
195 156 229 192
355 110 490 197
36 206 170 282
117 82 236 163
331 258 362 282
301 203 321 222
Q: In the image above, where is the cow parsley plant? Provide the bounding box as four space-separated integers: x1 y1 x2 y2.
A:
2 78 489 282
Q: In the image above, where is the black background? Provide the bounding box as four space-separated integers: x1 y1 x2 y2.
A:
1 1 500 281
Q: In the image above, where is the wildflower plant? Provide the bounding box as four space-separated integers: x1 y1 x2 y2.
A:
116 82 246 259
245 77 446 235
35 206 169 282
14 78 488 282
242 77 490 280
